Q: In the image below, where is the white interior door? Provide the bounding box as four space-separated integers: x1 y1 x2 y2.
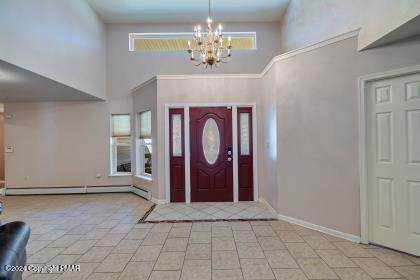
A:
367 73 420 256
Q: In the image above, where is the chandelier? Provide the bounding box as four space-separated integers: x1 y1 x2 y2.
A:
187 0 232 68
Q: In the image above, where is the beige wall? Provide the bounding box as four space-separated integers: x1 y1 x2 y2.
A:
279 0 420 52
132 80 158 197
0 0 107 99
273 36 420 236
4 102 131 188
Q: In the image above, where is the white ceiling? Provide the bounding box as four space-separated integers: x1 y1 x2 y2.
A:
87 0 290 23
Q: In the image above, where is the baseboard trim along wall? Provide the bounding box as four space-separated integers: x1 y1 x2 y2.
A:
277 213 361 243
5 185 132 195
131 185 152 200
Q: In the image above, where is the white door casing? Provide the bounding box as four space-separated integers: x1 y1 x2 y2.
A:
366 72 420 256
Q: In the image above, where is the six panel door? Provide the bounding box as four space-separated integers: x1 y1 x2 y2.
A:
367 73 420 256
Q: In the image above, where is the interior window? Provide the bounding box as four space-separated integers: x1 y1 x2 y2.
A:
137 111 152 178
110 114 131 175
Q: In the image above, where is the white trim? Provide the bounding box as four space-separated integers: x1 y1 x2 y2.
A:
151 198 169 204
232 106 239 202
134 175 153 181
184 106 191 203
358 64 420 244
108 173 131 177
131 30 360 92
4 185 132 196
164 103 258 203
131 185 152 200
258 197 277 216
278 214 361 243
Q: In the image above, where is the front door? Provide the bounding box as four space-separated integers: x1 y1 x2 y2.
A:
190 107 233 202
367 73 420 256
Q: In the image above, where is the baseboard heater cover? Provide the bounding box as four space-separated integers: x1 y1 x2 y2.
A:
5 185 132 195
131 185 152 200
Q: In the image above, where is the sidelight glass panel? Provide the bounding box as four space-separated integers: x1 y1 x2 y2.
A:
202 118 220 164
172 114 182 156
240 113 250 155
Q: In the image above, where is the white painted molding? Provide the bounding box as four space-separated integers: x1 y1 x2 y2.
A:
131 29 360 91
131 185 152 200
358 64 420 244
151 198 168 204
278 214 361 243
5 185 131 195
258 197 278 216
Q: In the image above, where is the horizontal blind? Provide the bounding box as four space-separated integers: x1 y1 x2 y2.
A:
112 114 131 137
139 111 152 139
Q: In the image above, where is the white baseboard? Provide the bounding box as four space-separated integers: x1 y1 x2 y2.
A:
151 198 168 204
5 185 132 196
258 197 278 216
277 213 361 243
131 185 152 200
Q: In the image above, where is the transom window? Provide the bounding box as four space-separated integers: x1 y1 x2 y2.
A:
129 32 256 52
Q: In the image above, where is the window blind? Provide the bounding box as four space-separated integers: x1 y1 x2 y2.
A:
138 111 152 139
112 114 131 137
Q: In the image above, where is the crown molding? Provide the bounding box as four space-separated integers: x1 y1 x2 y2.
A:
131 29 360 91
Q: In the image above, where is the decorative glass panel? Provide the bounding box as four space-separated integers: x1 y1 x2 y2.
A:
240 113 250 155
202 118 220 164
172 114 182 156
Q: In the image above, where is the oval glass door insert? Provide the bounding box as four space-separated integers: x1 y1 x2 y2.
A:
202 118 220 164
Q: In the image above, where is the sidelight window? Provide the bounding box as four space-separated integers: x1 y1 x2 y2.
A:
110 114 132 175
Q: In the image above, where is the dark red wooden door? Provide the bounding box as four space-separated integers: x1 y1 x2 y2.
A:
190 107 233 202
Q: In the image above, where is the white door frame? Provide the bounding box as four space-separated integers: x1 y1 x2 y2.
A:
358 65 420 244
165 103 258 203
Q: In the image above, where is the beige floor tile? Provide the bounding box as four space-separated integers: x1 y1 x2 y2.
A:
367 248 416 266
236 242 265 259
118 261 154 280
351 258 402 279
27 240 52 256
29 247 65 263
185 243 211 260
264 250 298 269
316 250 357 268
285 243 317 258
162 238 189 252
154 252 185 270
95 253 133 273
151 223 173 233
109 223 134 234
78 246 113 263
86 272 120 280
277 230 305 243
212 226 233 237
333 268 372 280
212 269 243 280
231 222 252 231
95 233 125 247
142 232 168 245
407 256 420 265
125 228 150 240
233 231 257 243
212 237 236 251
149 270 181 280
189 231 211 244
212 250 240 269
132 245 162 262
272 268 308 280
393 266 420 280
253 226 277 237
37 230 68 241
112 239 142 254
81 228 110 240
333 242 372 258
62 240 97 255
240 258 275 279
25 273 61 280
168 227 191 238
47 254 80 267
258 236 286 251
296 258 338 279
192 223 212 232
302 235 336 250
47 235 82 248
181 259 211 280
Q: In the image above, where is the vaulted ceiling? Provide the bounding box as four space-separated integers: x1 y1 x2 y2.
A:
87 0 290 23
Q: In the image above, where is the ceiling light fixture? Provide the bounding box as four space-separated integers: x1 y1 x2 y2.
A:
187 0 232 68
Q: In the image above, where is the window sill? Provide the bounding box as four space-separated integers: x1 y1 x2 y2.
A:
134 175 153 181
109 173 132 177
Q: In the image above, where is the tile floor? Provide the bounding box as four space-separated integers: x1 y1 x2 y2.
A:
1 193 419 280
145 202 277 222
